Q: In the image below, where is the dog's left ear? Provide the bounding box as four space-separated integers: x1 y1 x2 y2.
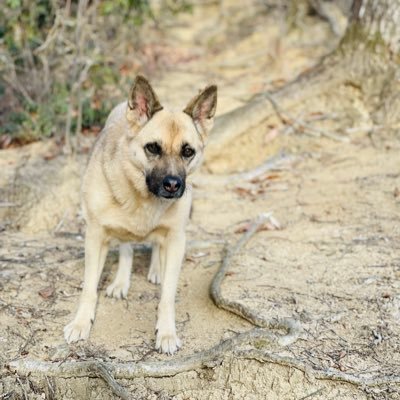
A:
126 75 163 128
184 85 217 139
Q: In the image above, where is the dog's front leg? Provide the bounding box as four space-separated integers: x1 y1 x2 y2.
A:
155 231 185 354
64 224 108 343
106 243 133 299
147 243 161 284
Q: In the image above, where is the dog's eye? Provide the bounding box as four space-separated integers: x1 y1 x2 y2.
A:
145 142 162 156
181 145 195 159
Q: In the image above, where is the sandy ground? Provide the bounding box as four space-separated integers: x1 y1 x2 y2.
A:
1 2 399 399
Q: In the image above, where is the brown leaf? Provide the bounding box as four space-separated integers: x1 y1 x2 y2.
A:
250 173 281 184
234 222 253 234
234 222 269 234
233 187 255 197
263 128 280 144
0 134 12 149
338 350 347 359
234 215 282 234
43 152 60 161
38 286 55 299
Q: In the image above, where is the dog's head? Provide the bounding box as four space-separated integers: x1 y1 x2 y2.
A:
125 76 217 199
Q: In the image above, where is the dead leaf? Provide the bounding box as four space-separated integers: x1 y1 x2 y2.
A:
0 134 12 149
234 222 253 234
43 153 59 161
39 286 55 299
268 215 282 230
263 127 280 144
234 187 255 197
234 214 282 234
250 173 281 184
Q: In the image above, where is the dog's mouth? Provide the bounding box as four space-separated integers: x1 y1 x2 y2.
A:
159 188 185 199
146 174 186 200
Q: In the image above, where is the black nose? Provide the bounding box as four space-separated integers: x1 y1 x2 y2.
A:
162 176 182 193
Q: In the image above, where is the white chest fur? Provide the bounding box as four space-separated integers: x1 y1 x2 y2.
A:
100 196 174 242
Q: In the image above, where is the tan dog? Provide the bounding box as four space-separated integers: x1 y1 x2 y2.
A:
64 76 217 354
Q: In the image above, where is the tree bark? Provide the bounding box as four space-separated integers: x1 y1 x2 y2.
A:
350 0 400 53
205 0 400 164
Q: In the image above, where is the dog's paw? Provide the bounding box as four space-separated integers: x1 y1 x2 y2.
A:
155 330 181 354
106 280 130 299
147 269 161 285
64 318 92 343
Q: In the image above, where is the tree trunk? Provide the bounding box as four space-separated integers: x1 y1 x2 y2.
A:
336 0 400 125
205 0 400 164
349 0 400 53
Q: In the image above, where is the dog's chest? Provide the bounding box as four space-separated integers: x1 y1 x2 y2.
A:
104 199 171 242
131 201 168 236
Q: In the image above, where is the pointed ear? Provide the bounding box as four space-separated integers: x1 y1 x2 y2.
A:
183 85 217 139
126 75 163 128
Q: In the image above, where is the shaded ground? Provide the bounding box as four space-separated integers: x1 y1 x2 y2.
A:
1 2 399 399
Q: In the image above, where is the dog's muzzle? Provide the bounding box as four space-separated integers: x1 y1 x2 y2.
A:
146 174 185 199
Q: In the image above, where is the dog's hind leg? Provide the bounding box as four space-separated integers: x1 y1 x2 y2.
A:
64 225 109 343
155 231 185 354
147 243 161 284
106 243 133 299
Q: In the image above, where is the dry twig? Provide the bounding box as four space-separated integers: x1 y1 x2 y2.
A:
299 388 325 400
262 92 350 142
90 363 131 400
15 376 28 400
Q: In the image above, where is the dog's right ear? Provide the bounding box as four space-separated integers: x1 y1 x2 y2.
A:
183 85 217 141
126 75 163 129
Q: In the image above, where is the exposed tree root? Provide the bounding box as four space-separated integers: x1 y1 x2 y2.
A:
209 213 301 347
7 327 288 380
6 214 398 395
205 61 345 163
195 151 296 187
6 215 300 394
206 30 399 165
261 91 350 142
241 349 400 387
90 363 131 400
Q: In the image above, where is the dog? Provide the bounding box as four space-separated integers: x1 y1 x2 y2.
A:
64 76 217 354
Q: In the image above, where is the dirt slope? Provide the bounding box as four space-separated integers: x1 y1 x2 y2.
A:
1 2 399 399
